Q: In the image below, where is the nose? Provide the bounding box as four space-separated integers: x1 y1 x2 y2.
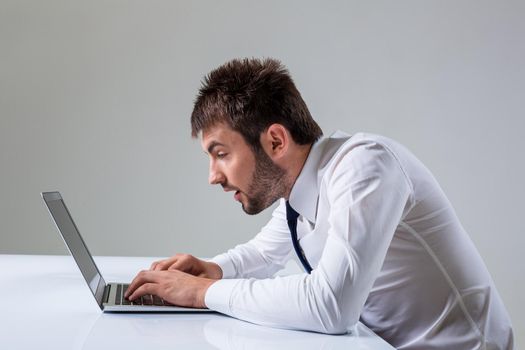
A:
208 160 225 185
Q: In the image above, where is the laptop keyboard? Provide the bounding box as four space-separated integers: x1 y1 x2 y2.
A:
114 284 173 306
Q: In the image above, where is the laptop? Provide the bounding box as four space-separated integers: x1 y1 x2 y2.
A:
42 191 213 313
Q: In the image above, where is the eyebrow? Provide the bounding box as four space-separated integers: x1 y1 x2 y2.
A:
206 141 226 154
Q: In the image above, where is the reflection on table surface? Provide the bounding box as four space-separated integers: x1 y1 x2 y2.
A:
80 313 391 350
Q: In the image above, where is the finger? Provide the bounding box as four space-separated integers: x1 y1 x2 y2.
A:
168 259 186 271
149 261 160 270
167 254 194 272
155 256 180 271
125 270 163 298
155 260 172 271
127 282 158 301
150 258 171 271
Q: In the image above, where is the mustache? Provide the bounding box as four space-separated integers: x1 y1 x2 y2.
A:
221 184 240 192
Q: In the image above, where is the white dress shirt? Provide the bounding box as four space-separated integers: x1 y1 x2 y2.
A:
205 132 514 349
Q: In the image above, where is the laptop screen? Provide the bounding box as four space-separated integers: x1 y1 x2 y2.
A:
42 192 105 298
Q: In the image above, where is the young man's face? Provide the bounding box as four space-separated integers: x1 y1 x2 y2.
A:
201 124 287 215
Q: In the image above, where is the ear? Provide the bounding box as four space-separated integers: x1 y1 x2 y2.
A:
260 124 289 160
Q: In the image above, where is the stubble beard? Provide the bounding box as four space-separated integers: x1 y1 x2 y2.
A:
242 147 288 215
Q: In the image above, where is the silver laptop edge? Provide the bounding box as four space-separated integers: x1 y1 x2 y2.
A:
41 191 211 313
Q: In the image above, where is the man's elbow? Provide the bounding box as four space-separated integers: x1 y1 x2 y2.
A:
302 272 363 334
319 322 351 335
310 293 360 335
316 311 359 335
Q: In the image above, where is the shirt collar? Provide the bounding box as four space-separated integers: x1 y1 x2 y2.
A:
288 131 351 224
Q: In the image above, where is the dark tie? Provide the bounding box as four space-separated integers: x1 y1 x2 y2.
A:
286 201 313 274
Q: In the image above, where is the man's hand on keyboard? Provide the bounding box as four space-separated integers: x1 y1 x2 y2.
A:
124 269 216 309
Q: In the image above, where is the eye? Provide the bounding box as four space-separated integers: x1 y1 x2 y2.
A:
216 152 227 159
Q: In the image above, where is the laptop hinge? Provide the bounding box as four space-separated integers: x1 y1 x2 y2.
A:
94 277 107 309
102 284 111 304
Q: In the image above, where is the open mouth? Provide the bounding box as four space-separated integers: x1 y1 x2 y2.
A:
234 190 241 201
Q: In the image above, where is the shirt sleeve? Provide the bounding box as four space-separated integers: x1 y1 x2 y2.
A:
208 199 294 279
205 141 412 334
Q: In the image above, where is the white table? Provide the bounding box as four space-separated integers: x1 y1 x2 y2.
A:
0 255 395 349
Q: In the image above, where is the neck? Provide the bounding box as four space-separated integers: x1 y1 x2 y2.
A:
284 143 313 200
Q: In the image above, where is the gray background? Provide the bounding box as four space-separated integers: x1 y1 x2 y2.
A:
1 0 523 346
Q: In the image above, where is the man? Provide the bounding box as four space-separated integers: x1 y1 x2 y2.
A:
125 58 514 349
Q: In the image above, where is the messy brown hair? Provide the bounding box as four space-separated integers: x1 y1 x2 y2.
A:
191 58 323 150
